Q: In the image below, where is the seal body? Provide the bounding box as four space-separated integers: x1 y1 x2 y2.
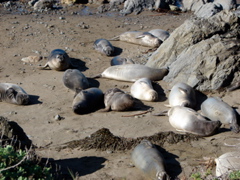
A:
131 139 170 180
0 83 29 105
168 106 221 136
201 97 239 133
112 31 162 48
102 88 134 111
72 88 103 114
130 78 158 101
93 64 169 82
110 56 135 66
93 39 114 56
148 29 170 41
168 82 196 108
41 49 72 71
62 69 89 92
215 151 240 177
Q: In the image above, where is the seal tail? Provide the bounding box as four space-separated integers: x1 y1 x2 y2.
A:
109 36 120 41
90 74 102 79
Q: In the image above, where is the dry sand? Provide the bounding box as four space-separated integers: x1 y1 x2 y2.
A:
0 4 240 179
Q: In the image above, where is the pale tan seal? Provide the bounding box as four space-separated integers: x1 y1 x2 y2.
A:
131 139 170 180
110 56 135 66
167 82 196 108
40 49 73 71
93 38 115 56
168 106 221 136
101 88 135 112
110 31 162 48
130 77 158 101
148 29 170 41
62 69 89 92
92 64 169 82
72 88 103 114
201 96 239 133
0 83 29 105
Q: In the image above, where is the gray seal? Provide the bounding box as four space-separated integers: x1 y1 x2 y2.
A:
72 88 103 114
93 38 115 56
0 83 29 105
130 78 158 102
101 88 135 112
110 31 162 48
131 139 170 180
168 106 221 136
167 82 196 108
92 64 169 82
40 49 73 71
110 56 135 66
148 29 170 41
201 97 239 133
62 69 89 92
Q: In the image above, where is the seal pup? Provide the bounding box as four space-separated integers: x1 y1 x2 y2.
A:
72 87 103 114
130 78 158 102
148 29 170 41
131 139 170 180
0 83 29 105
167 82 196 108
92 64 169 82
101 88 135 112
110 31 162 48
93 38 115 56
110 56 135 66
167 106 221 136
215 151 240 177
40 49 73 71
201 97 239 133
62 69 89 92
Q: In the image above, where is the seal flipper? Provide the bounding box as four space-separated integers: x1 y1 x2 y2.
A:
99 106 111 112
38 63 50 70
152 110 168 116
90 74 102 79
6 88 16 99
109 36 120 41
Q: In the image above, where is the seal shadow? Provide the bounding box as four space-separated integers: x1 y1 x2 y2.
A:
132 98 153 111
70 58 89 72
194 90 208 111
51 156 107 179
87 78 100 88
29 95 42 105
154 145 181 178
152 82 167 102
112 47 123 56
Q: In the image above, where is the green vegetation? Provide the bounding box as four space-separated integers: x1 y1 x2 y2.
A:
0 145 53 180
229 171 240 180
191 172 202 180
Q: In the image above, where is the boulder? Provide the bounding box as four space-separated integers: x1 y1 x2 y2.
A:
146 10 240 91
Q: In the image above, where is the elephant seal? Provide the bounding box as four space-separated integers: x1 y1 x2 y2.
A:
72 88 103 114
168 106 221 136
130 78 158 101
110 31 162 48
62 69 89 92
93 38 114 56
167 82 196 108
92 64 169 82
148 29 170 41
40 49 73 71
110 56 135 66
0 83 29 105
201 97 239 133
101 88 135 112
131 139 170 180
215 151 240 177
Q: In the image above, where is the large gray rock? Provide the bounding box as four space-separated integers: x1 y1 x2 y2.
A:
146 10 240 91
194 2 222 18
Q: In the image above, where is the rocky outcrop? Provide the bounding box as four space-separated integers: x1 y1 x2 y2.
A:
146 10 240 91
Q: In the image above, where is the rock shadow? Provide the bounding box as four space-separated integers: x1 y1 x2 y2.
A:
53 156 107 179
152 82 167 102
29 95 42 105
155 145 181 178
70 58 89 72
